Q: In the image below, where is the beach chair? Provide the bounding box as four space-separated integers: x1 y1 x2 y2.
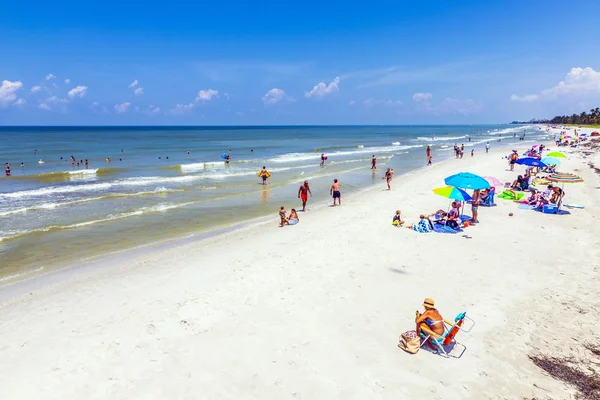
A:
480 191 495 207
419 312 475 358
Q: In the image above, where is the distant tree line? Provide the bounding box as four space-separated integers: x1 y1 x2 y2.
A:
511 107 600 125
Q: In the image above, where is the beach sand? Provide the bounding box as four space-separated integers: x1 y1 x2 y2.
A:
1 131 599 399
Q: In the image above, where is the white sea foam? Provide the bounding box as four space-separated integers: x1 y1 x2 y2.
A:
415 135 466 142
392 142 401 145
68 168 98 176
0 176 199 199
268 145 422 163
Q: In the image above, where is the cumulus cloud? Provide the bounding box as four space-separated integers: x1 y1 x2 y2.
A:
262 88 292 105
363 98 403 107
412 92 433 102
90 101 110 114
64 78 71 84
143 105 161 116
0 80 23 107
196 89 219 102
128 80 139 89
114 102 131 113
30 85 42 93
46 96 68 104
68 85 88 99
305 77 340 98
12 98 26 107
349 100 356 105
38 103 52 111
167 103 195 115
511 67 600 102
134 87 144 96
46 73 56 81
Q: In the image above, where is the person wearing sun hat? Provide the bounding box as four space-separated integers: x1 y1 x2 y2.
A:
415 298 445 336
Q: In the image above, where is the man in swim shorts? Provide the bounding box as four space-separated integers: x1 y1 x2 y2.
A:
298 180 313 212
259 166 269 185
509 150 518 171
330 178 341 206
415 298 445 336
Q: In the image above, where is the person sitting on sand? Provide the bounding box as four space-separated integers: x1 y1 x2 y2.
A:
392 210 404 227
278 206 287 227
285 209 299 226
415 298 445 336
550 187 565 207
448 202 460 219
511 175 528 191
525 189 539 205
406 214 433 233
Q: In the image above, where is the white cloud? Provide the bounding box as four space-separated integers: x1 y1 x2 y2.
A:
128 80 139 89
46 96 68 104
196 89 219 102
349 100 356 105
305 77 340 98
510 94 538 102
114 102 131 113
67 85 88 99
439 97 483 116
167 103 195 115
134 87 144 96
12 98 26 107
511 67 600 102
0 80 23 107
38 103 51 111
90 101 110 114
64 78 71 84
46 73 56 81
143 105 161 116
412 92 433 102
30 85 42 93
262 88 292 105
363 98 403 107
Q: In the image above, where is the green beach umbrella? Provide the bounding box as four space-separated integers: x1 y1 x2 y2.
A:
546 151 567 159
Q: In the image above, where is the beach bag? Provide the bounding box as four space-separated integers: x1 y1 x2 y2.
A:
398 330 420 354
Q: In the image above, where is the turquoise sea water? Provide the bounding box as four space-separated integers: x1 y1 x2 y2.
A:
0 125 547 279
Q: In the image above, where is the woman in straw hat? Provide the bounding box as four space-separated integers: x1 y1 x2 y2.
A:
415 298 445 336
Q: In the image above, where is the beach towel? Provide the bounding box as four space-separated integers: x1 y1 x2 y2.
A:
433 224 463 234
517 204 534 210
498 190 524 201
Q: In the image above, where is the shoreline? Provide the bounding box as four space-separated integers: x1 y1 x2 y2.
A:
0 139 521 294
3 128 596 399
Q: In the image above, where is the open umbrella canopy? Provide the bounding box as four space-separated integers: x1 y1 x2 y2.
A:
515 157 547 167
444 172 490 190
541 156 561 165
546 173 584 184
546 151 567 159
432 186 474 202
483 176 503 187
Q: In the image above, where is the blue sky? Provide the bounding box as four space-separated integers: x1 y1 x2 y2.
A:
1 0 599 125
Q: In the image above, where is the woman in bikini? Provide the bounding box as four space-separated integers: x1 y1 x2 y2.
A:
383 168 393 190
415 298 445 336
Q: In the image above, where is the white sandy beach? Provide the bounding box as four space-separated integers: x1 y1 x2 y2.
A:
1 129 599 399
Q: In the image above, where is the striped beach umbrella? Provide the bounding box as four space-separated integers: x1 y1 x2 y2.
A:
546 173 584 184
432 186 474 202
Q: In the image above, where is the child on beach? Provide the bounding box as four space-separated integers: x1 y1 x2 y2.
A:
279 206 287 227
471 149 474 157
427 155 432 166
392 210 404 227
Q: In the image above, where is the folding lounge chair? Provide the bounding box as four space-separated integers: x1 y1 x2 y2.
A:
419 312 475 358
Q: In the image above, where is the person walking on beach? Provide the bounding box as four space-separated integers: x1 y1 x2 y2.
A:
427 155 432 166
371 155 377 169
258 166 270 185
509 150 519 171
460 144 465 159
330 178 341 206
320 153 326 167
383 168 393 190
471 149 474 157
426 145 431 161
485 142 490 154
298 180 313 212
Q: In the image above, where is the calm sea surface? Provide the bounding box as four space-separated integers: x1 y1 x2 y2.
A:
0 125 547 280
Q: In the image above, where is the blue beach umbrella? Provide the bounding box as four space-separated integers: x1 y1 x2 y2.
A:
514 157 547 167
444 172 490 190
541 156 561 166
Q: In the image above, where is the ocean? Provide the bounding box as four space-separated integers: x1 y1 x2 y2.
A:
0 124 548 281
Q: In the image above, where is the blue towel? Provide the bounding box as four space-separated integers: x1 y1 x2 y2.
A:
433 225 463 234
